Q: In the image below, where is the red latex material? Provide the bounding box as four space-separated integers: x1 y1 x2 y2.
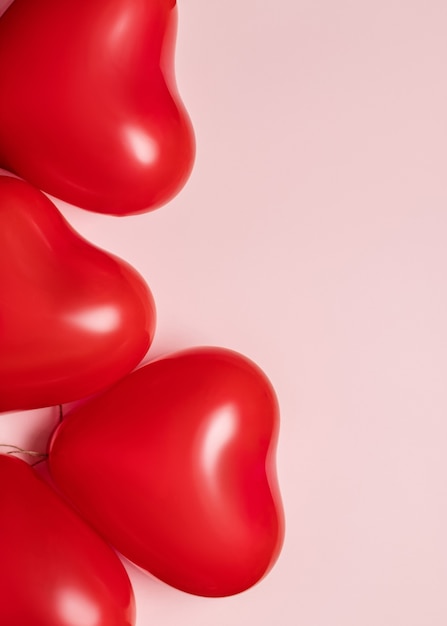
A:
0 0 195 215
49 347 284 597
0 454 135 626
0 176 156 412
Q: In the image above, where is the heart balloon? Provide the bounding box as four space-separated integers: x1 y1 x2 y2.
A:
0 0 194 215
0 175 156 412
49 347 284 597
0 454 135 626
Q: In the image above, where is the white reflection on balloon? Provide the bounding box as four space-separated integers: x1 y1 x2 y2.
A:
67 305 121 334
107 8 132 48
57 588 101 626
0 1 14 19
201 404 237 484
124 125 158 165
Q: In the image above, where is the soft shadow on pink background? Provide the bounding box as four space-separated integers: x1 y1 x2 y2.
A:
1 1 447 624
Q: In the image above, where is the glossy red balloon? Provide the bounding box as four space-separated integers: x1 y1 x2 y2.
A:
0 175 156 412
0 454 135 626
49 347 284 597
0 0 194 215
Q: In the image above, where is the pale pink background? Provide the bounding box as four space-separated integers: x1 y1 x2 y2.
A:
2 0 447 624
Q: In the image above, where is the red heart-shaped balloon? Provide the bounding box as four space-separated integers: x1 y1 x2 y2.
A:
0 176 156 412
0 0 194 215
49 347 284 597
0 454 135 626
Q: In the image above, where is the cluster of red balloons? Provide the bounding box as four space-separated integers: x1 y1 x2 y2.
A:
0 1 284 624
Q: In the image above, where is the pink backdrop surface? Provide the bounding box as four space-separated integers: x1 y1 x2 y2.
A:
2 0 447 624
